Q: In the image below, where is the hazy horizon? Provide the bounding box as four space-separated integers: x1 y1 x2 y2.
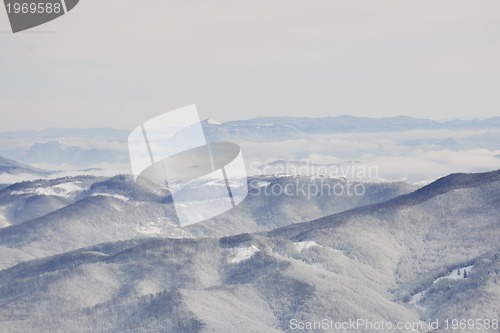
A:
2 1 500 131
1 113 499 132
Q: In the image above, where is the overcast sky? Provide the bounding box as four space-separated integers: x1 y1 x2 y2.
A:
1 1 499 131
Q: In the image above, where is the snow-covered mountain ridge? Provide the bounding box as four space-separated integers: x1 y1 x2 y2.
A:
0 169 498 332
0 173 416 270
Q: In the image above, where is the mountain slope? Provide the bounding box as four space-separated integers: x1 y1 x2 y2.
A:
0 170 498 332
0 176 101 228
0 156 51 184
0 175 416 270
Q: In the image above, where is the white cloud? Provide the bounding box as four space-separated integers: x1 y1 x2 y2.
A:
239 130 500 182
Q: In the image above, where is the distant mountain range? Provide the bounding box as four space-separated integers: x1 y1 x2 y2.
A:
0 156 52 184
2 116 499 141
0 156 50 175
1 116 499 180
20 140 129 166
0 128 130 168
202 116 500 141
0 169 498 332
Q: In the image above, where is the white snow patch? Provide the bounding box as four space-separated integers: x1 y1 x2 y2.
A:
136 218 192 238
91 193 129 201
277 174 292 178
52 181 83 194
136 222 163 235
81 251 108 257
409 291 427 312
206 118 222 125
255 181 271 188
409 264 474 312
204 179 227 187
311 262 329 273
294 241 320 252
230 245 260 263
11 181 84 198
203 178 246 188
433 265 473 283
0 207 10 228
